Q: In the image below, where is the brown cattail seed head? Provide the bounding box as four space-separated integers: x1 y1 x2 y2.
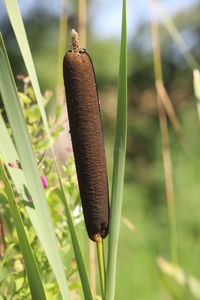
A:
63 30 109 241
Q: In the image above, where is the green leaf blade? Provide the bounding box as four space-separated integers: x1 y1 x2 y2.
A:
4 0 51 141
56 166 93 300
0 34 70 300
0 160 47 300
106 0 127 299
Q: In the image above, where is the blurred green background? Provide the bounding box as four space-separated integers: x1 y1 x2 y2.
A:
1 0 200 299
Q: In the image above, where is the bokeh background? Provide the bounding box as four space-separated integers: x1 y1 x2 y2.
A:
1 0 200 299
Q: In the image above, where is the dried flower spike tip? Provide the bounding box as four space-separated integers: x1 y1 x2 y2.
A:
70 29 80 54
63 30 109 242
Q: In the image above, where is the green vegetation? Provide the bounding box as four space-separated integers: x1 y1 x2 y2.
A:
0 0 200 299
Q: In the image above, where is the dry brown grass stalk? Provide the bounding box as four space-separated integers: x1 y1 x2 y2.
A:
150 0 178 262
156 80 184 139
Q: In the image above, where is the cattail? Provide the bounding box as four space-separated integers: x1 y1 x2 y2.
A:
63 30 109 242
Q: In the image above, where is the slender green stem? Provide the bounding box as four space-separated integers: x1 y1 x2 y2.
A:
89 240 96 295
96 235 106 299
105 1 127 299
55 162 93 300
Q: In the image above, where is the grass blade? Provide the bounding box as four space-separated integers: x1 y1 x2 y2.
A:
4 0 51 141
106 0 127 299
0 160 47 300
0 113 48 255
0 34 70 300
193 69 200 122
56 166 93 300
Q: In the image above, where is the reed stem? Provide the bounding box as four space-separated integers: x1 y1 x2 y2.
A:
89 240 96 296
96 235 106 299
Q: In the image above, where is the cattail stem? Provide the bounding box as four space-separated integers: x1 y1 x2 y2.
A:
89 239 96 295
96 235 106 299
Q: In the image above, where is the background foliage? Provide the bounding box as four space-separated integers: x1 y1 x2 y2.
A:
0 0 200 299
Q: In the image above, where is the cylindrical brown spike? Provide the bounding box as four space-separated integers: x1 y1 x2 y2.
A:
63 32 109 241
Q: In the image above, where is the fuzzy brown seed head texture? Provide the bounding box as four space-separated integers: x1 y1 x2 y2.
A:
63 30 109 241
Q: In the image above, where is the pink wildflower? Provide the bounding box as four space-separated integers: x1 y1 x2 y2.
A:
41 176 48 189
8 162 15 167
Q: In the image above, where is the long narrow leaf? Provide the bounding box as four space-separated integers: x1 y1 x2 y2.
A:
0 114 46 246
0 160 47 300
0 113 53 255
0 34 70 300
4 0 51 142
56 167 93 300
106 1 127 299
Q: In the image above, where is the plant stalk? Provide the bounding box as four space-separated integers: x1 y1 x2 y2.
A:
96 235 106 299
89 240 96 296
